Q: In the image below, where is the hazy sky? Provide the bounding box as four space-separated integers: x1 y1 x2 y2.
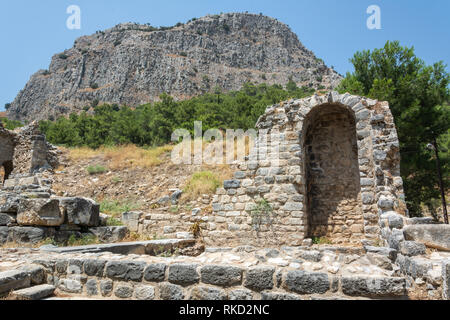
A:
1 0 449 111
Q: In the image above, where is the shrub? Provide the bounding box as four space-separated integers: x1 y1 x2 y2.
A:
59 53 68 60
180 52 187 57
90 83 99 90
67 234 98 246
183 171 222 201
99 198 142 217
250 199 275 232
311 236 332 245
86 164 107 175
106 216 123 226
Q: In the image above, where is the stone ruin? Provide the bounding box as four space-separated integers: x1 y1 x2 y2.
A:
0 122 127 245
1 93 449 301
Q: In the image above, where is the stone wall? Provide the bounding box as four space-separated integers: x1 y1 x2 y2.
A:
0 123 16 182
207 92 407 247
0 122 59 180
33 257 409 300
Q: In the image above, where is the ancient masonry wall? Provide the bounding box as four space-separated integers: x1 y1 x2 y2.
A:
31 258 411 300
0 122 59 180
206 92 407 247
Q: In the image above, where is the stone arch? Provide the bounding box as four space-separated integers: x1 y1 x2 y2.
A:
301 103 363 243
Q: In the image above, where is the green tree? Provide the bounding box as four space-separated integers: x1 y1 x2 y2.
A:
338 40 450 217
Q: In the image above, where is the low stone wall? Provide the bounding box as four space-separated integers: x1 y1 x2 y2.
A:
32 258 411 300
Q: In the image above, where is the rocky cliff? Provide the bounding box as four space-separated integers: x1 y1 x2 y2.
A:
7 12 341 122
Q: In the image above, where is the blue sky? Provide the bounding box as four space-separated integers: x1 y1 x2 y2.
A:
1 0 449 111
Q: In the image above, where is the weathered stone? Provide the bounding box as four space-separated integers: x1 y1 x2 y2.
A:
0 226 8 244
168 264 199 286
121 211 142 232
105 261 146 281
0 213 15 227
0 270 30 294
442 260 450 300
190 286 227 300
341 276 406 297
16 198 64 227
200 265 243 287
86 279 98 296
366 253 393 270
170 189 183 205
244 267 275 291
135 285 155 300
89 226 128 243
143 263 167 282
261 291 301 300
7 226 46 244
159 282 184 300
114 283 134 299
13 284 55 300
59 279 82 293
0 193 20 213
403 225 450 251
377 196 394 211
59 197 100 227
229 288 253 300
223 180 241 189
284 270 329 294
21 265 45 285
299 250 322 262
100 279 113 297
406 217 437 225
399 241 426 257
83 259 106 277
364 246 397 261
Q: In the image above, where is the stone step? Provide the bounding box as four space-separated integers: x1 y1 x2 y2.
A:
12 284 55 300
0 270 30 294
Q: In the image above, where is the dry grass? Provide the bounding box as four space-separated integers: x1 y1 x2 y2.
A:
104 145 174 170
65 144 174 170
181 165 233 202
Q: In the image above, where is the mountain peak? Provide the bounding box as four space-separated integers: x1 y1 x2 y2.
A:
8 13 341 122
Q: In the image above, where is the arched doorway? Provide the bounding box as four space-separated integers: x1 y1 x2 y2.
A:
1 161 13 184
303 104 363 244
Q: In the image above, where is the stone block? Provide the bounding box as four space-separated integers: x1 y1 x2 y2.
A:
229 288 253 300
114 283 134 299
83 259 106 277
59 197 100 227
403 225 450 251
341 276 406 297
168 264 199 286
398 241 426 257
243 267 275 291
89 226 128 243
13 284 55 300
223 180 241 189
0 270 30 294
105 261 146 281
159 282 184 300
135 285 155 300
284 270 329 294
143 263 167 282
190 286 227 300
17 198 64 227
200 265 243 287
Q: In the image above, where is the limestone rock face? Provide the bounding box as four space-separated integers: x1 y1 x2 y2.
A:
403 225 450 251
16 199 64 227
7 13 341 122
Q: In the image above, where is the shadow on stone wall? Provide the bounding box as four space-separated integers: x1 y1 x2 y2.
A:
302 104 363 243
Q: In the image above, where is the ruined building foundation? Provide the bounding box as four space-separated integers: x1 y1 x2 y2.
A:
208 92 407 247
